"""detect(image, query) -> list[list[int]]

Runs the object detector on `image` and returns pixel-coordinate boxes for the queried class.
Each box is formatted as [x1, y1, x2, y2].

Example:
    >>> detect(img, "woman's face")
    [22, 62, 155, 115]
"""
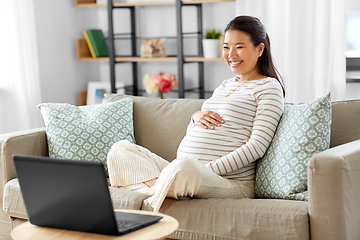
[222, 29, 264, 80]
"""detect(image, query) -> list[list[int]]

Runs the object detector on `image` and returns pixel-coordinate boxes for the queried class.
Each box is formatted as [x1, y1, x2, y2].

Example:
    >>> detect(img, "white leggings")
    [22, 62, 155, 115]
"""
[107, 140, 254, 212]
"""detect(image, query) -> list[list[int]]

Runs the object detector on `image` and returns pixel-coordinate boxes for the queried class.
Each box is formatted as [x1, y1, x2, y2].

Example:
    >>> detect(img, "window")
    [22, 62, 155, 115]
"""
[346, 0, 360, 72]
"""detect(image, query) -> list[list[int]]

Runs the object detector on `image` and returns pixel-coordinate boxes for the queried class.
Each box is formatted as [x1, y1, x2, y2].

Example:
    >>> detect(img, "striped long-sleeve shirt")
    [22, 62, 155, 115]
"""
[176, 77, 284, 181]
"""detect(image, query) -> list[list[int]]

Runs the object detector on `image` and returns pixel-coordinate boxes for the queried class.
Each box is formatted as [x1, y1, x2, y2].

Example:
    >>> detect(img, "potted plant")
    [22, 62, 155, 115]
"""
[202, 29, 222, 59]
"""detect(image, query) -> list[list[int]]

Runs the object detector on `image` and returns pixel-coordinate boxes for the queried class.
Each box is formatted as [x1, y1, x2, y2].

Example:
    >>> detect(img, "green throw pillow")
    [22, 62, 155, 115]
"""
[38, 98, 135, 172]
[255, 93, 331, 201]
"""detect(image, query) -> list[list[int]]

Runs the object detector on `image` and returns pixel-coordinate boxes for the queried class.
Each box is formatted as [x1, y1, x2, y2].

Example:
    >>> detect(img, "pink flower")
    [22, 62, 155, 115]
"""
[143, 72, 178, 95]
[160, 72, 172, 81]
[152, 74, 162, 85]
[158, 79, 172, 93]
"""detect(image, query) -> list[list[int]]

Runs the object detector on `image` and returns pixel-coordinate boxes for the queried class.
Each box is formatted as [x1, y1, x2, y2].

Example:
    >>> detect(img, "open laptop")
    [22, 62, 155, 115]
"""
[13, 155, 162, 236]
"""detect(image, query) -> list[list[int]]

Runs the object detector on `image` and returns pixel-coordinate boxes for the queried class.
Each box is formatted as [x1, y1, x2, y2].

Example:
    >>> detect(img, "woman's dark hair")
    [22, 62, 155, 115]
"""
[225, 15, 285, 97]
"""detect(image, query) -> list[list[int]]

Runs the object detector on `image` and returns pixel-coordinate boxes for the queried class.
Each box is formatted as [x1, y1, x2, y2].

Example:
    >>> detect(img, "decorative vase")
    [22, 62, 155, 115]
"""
[157, 90, 164, 99]
[202, 39, 220, 58]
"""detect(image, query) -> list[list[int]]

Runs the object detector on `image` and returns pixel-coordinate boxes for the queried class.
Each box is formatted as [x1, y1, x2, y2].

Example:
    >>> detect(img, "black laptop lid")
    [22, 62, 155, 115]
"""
[13, 155, 120, 236]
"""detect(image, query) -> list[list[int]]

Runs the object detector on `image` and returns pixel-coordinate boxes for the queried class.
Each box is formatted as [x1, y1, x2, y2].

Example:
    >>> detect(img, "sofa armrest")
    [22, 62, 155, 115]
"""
[0, 127, 48, 187]
[0, 128, 48, 231]
[308, 139, 360, 240]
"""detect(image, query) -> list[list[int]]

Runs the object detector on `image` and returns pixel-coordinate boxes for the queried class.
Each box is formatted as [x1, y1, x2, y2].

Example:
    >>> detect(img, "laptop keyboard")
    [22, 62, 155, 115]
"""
[116, 219, 142, 231]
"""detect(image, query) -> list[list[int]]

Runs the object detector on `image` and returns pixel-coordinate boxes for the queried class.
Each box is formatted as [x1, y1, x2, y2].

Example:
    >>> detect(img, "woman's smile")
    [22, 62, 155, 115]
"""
[230, 60, 243, 67]
[222, 30, 265, 81]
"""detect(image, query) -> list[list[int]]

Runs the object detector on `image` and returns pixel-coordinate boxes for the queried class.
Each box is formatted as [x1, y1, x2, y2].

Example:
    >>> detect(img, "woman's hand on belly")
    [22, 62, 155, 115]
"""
[192, 110, 225, 130]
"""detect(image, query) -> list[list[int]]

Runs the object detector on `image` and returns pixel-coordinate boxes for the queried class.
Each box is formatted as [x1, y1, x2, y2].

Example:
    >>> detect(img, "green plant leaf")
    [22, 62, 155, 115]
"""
[205, 29, 222, 39]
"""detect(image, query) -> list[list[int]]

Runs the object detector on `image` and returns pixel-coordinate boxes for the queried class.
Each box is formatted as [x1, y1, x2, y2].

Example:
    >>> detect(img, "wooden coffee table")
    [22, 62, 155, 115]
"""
[11, 209, 179, 240]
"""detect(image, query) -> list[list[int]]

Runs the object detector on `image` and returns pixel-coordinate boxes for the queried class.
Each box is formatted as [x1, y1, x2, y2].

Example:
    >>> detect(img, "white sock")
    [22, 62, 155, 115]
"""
[132, 184, 149, 194]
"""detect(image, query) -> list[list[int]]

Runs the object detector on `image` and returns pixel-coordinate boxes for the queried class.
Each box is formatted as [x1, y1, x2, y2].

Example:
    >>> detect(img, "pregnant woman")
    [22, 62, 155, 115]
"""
[107, 15, 285, 212]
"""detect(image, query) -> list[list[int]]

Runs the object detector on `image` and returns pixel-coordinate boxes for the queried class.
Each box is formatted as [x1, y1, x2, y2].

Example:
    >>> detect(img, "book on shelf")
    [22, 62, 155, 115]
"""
[83, 29, 109, 58]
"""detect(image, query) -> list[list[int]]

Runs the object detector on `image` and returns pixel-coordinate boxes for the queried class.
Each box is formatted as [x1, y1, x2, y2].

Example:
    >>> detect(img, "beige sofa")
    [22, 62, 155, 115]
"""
[1, 94, 360, 240]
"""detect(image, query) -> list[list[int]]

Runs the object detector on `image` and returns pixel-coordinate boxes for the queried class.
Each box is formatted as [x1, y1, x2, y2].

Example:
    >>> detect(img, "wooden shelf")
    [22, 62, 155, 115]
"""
[74, 0, 105, 7]
[184, 57, 223, 62]
[76, 38, 223, 62]
[114, 57, 223, 62]
[75, 39, 108, 61]
[115, 57, 178, 61]
[182, 0, 234, 4]
[74, 0, 234, 7]
[114, 1, 174, 6]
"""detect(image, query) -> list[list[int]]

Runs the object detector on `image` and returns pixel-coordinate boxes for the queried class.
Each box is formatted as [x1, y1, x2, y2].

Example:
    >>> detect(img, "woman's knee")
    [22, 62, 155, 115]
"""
[107, 140, 135, 165]
[169, 157, 202, 174]
[110, 140, 135, 152]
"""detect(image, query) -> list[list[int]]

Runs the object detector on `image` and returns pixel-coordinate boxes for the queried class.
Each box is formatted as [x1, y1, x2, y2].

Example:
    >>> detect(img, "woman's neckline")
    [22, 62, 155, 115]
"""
[234, 76, 269, 82]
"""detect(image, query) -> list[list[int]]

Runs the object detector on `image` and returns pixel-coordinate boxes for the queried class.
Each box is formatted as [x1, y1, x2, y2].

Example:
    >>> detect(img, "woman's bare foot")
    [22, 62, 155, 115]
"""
[143, 178, 157, 197]
[144, 178, 157, 187]
[145, 185, 155, 196]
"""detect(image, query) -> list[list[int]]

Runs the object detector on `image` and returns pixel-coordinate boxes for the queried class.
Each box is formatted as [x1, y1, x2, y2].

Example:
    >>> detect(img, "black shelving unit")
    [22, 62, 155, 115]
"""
[176, 0, 205, 98]
[107, 2, 138, 95]
[106, 0, 222, 99]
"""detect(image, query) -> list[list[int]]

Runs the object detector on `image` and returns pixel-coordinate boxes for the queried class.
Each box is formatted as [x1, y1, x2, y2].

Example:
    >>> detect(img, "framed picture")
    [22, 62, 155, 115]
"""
[86, 82, 125, 105]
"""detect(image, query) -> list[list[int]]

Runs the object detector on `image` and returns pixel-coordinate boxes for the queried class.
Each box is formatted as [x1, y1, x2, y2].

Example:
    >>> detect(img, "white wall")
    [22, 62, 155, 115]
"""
[345, 0, 360, 100]
[346, 70, 360, 99]
[32, 1, 360, 104]
[33, 0, 101, 105]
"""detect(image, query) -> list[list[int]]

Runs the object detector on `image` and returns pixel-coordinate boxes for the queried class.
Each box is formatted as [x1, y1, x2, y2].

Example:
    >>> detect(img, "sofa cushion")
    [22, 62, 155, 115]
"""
[2, 178, 148, 220]
[103, 94, 205, 161]
[142, 198, 309, 240]
[37, 98, 135, 171]
[2, 179, 27, 220]
[255, 93, 331, 201]
[330, 98, 360, 148]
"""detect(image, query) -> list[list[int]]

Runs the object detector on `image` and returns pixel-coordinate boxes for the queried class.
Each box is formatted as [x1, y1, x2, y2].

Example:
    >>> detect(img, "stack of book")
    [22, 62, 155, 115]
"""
[83, 29, 109, 58]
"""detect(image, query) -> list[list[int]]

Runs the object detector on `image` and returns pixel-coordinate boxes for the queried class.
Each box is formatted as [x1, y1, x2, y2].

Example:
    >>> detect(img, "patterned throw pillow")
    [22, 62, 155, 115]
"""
[38, 98, 135, 172]
[255, 93, 331, 201]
